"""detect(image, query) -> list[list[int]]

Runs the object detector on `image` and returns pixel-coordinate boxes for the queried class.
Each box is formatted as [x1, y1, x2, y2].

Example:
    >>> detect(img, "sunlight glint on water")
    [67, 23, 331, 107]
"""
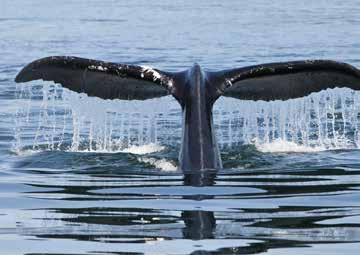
[13, 83, 360, 154]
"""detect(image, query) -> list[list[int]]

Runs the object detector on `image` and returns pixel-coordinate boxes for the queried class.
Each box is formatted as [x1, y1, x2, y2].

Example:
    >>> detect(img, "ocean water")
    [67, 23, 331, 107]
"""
[1, 0, 360, 254]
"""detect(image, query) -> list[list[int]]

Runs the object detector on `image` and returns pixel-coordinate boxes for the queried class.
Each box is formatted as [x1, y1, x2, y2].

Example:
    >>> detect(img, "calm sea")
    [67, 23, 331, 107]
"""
[1, 1, 360, 254]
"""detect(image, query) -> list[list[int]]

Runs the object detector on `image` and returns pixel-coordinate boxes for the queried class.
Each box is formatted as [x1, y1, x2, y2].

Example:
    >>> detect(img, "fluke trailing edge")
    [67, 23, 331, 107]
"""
[15, 56, 360, 171]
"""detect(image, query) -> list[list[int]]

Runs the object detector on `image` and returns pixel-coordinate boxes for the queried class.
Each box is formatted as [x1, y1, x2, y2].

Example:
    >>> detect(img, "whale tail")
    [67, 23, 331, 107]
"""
[14, 57, 360, 171]
[210, 60, 360, 102]
[15, 56, 179, 100]
[15, 57, 360, 103]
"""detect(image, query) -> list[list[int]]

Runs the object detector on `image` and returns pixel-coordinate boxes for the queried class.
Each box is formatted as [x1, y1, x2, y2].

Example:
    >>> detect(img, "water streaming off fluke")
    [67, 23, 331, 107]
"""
[13, 82, 360, 154]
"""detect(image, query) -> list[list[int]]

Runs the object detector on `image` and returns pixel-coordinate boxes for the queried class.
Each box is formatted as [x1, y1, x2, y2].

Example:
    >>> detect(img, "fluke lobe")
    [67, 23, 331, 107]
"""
[15, 57, 360, 171]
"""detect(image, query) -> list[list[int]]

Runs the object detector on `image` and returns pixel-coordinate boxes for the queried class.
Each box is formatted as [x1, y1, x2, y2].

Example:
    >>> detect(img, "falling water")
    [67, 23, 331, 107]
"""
[213, 88, 360, 151]
[13, 82, 360, 154]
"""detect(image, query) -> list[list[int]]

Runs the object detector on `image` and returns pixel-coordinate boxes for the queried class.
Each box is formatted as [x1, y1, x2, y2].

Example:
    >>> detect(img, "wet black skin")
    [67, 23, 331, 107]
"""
[15, 56, 360, 172]
[176, 64, 222, 172]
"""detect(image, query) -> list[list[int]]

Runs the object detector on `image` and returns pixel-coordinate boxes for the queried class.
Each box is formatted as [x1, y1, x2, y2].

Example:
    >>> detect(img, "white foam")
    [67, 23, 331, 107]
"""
[12, 148, 42, 156]
[121, 143, 165, 155]
[14, 143, 165, 156]
[139, 157, 177, 171]
[254, 139, 326, 153]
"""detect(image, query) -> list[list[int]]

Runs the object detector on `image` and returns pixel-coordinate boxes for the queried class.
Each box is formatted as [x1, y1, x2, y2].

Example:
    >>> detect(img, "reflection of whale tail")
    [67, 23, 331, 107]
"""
[182, 211, 216, 240]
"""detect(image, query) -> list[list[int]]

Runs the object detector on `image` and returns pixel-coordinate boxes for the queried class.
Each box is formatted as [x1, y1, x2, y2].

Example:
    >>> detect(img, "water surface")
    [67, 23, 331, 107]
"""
[1, 1, 360, 254]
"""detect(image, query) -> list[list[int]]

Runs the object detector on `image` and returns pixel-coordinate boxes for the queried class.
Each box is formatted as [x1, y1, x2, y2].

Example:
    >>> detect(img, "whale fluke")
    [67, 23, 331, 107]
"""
[15, 57, 360, 171]
[15, 56, 175, 100]
[214, 60, 360, 101]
